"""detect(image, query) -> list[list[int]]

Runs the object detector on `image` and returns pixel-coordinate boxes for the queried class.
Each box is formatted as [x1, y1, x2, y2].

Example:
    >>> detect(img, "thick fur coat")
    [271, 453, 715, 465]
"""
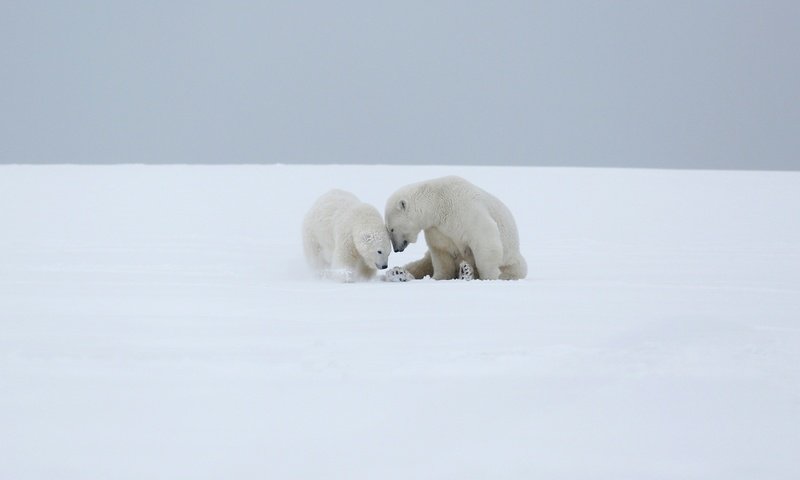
[385, 176, 526, 280]
[303, 190, 391, 282]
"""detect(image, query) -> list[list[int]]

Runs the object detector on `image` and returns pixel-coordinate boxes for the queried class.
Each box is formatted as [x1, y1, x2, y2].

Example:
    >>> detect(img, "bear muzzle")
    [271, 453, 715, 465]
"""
[392, 239, 409, 253]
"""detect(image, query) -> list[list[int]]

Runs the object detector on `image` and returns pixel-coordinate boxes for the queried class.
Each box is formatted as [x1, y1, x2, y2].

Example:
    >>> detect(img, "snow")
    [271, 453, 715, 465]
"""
[1, 165, 799, 479]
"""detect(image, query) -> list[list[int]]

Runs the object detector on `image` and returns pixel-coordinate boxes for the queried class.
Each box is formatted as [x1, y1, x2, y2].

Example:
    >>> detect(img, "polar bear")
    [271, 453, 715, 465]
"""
[384, 176, 527, 281]
[302, 189, 393, 282]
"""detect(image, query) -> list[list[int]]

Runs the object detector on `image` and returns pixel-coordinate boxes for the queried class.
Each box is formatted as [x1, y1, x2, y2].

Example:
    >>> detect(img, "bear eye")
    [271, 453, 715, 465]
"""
[377, 250, 382, 254]
[390, 229, 394, 233]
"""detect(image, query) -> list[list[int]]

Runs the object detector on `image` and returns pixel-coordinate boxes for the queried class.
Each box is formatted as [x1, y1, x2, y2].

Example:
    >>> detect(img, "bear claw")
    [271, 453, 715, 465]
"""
[458, 261, 474, 281]
[384, 267, 414, 282]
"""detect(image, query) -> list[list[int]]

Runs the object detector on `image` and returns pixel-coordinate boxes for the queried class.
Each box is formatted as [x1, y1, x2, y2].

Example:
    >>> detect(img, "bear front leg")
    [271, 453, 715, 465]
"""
[356, 261, 377, 281]
[430, 248, 458, 280]
[329, 247, 357, 283]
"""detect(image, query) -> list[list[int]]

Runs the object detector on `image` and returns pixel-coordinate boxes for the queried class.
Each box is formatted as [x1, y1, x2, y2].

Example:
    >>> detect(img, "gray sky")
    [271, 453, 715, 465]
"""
[1, 1, 798, 169]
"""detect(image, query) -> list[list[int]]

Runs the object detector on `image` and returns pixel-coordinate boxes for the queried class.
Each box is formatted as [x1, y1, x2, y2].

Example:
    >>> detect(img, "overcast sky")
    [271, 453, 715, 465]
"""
[1, 1, 798, 169]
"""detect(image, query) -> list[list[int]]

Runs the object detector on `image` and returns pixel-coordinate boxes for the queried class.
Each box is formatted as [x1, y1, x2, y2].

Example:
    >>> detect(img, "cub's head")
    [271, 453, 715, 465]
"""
[355, 228, 391, 270]
[385, 191, 421, 253]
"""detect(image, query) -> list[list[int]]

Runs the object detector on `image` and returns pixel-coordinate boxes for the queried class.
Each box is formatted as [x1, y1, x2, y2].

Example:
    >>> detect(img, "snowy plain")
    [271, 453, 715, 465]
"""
[1, 165, 799, 479]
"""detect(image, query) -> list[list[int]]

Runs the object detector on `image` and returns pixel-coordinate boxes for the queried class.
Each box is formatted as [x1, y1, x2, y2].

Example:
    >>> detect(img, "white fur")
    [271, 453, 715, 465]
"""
[385, 176, 527, 280]
[303, 189, 391, 282]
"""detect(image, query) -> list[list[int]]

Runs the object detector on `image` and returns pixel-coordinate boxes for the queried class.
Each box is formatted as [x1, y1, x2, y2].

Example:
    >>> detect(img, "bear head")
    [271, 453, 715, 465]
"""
[354, 227, 391, 270]
[385, 191, 421, 253]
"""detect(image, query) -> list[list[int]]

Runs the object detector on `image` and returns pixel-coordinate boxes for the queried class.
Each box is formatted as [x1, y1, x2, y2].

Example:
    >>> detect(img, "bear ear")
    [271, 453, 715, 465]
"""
[398, 199, 406, 211]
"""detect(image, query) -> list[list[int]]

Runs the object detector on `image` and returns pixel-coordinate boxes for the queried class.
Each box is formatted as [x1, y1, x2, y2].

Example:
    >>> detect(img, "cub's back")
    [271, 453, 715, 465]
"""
[303, 189, 361, 237]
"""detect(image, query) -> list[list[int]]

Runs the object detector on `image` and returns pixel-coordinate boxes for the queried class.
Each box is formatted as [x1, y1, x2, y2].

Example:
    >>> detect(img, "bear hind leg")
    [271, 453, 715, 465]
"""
[303, 234, 328, 272]
[499, 255, 527, 280]
[458, 261, 474, 281]
[403, 251, 434, 279]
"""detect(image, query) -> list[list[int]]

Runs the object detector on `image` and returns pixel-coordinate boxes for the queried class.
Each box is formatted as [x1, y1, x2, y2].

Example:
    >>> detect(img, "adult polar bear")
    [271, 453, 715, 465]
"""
[385, 176, 527, 280]
[303, 189, 392, 282]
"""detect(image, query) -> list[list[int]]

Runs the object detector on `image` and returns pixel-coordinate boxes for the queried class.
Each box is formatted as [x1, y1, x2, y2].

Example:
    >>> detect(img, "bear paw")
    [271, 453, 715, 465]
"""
[458, 261, 474, 281]
[384, 266, 414, 282]
[322, 268, 355, 283]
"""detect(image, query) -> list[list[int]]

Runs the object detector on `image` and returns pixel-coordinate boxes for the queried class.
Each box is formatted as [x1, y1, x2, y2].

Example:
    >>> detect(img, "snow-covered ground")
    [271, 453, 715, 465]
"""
[1, 165, 799, 479]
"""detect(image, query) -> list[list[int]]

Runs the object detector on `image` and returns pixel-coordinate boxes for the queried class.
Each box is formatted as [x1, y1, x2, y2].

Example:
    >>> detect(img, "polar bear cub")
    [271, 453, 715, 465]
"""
[303, 189, 392, 282]
[385, 176, 527, 281]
